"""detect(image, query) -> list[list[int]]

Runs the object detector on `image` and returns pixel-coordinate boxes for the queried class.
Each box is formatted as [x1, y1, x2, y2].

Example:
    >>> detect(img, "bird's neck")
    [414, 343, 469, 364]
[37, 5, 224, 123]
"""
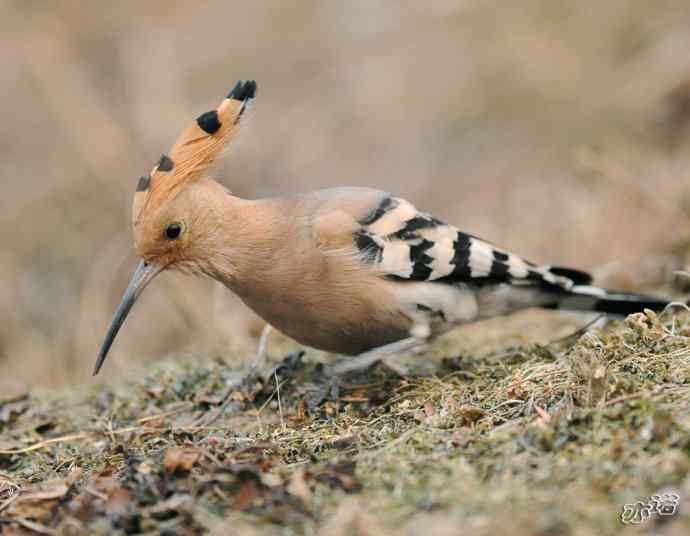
[202, 189, 301, 291]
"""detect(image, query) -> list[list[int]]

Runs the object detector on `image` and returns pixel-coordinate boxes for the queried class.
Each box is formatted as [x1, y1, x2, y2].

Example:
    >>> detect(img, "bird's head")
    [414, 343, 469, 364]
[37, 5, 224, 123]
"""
[93, 80, 257, 376]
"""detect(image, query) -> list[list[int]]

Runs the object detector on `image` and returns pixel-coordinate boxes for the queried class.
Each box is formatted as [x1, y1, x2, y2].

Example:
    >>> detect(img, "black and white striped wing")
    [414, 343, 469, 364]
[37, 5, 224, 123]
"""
[353, 195, 587, 291]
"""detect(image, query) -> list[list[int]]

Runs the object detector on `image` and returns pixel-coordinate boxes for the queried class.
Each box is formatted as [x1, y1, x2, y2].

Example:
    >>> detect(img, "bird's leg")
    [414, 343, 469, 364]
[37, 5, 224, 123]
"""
[246, 324, 273, 380]
[331, 336, 427, 375]
[215, 324, 274, 400]
[199, 324, 275, 426]
[308, 337, 426, 408]
[227, 324, 273, 391]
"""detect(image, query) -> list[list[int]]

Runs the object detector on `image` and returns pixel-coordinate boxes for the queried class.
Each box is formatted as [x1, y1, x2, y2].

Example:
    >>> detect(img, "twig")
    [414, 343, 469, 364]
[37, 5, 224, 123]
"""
[136, 404, 193, 424]
[487, 399, 526, 412]
[195, 374, 248, 427]
[359, 428, 416, 460]
[275, 371, 286, 431]
[603, 384, 669, 408]
[84, 486, 109, 501]
[604, 392, 644, 407]
[546, 314, 606, 347]
[0, 423, 221, 456]
[662, 301, 690, 315]
[0, 432, 94, 455]
[0, 516, 56, 535]
[0, 496, 18, 515]
[257, 378, 289, 417]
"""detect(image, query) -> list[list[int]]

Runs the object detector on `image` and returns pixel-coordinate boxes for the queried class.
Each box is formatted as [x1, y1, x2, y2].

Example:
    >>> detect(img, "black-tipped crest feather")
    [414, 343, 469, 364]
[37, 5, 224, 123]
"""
[228, 80, 257, 101]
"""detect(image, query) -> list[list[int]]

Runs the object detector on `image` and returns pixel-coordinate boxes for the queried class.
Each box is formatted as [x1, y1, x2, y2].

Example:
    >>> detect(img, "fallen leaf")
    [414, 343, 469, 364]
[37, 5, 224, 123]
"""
[140, 415, 166, 428]
[137, 462, 153, 475]
[10, 482, 68, 504]
[146, 385, 165, 398]
[3, 516, 57, 535]
[146, 494, 192, 519]
[85, 466, 120, 498]
[230, 391, 247, 402]
[288, 399, 307, 423]
[105, 487, 133, 515]
[455, 405, 487, 424]
[232, 480, 259, 511]
[534, 404, 551, 423]
[0, 395, 30, 425]
[314, 462, 361, 493]
[64, 467, 83, 487]
[106, 487, 140, 533]
[3, 468, 81, 525]
[163, 447, 200, 474]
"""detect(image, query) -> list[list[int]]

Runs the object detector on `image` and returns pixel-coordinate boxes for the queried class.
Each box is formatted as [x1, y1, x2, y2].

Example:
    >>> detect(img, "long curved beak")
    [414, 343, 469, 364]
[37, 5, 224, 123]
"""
[93, 260, 163, 376]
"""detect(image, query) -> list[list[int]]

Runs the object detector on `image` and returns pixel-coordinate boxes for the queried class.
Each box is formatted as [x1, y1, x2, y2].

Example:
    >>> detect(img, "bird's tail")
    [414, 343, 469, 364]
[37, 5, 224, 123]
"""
[551, 286, 676, 315]
[540, 266, 681, 315]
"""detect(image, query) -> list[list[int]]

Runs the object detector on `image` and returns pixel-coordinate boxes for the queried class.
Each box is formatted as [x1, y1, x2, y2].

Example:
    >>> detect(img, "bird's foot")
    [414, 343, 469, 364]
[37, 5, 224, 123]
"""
[331, 337, 425, 375]
[203, 348, 307, 424]
[305, 343, 418, 409]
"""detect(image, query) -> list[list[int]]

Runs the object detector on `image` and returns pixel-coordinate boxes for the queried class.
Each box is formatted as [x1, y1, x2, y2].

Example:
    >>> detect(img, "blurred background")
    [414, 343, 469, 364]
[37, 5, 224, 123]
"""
[2, 0, 690, 395]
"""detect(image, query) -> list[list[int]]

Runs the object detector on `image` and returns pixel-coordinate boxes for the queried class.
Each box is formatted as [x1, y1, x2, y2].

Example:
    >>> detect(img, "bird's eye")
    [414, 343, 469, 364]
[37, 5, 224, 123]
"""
[165, 222, 184, 240]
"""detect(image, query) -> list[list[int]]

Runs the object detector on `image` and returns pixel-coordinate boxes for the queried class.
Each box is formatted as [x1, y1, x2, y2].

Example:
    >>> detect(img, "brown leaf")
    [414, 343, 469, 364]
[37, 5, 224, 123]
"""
[288, 399, 307, 423]
[141, 415, 166, 428]
[0, 473, 20, 500]
[105, 487, 133, 515]
[230, 391, 247, 402]
[86, 465, 120, 498]
[146, 494, 193, 519]
[0, 394, 30, 425]
[2, 517, 57, 535]
[10, 482, 69, 504]
[194, 391, 223, 406]
[163, 447, 200, 474]
[534, 404, 551, 423]
[3, 468, 81, 524]
[229, 443, 279, 465]
[5, 499, 61, 523]
[314, 462, 361, 493]
[146, 385, 165, 398]
[64, 467, 83, 487]
[455, 405, 487, 424]
[105, 487, 140, 533]
[231, 480, 259, 511]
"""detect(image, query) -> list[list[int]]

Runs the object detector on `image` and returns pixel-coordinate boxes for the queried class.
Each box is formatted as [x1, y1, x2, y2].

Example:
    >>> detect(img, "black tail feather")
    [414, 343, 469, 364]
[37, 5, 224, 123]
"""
[548, 266, 593, 286]
[536, 263, 686, 316]
[552, 287, 679, 316]
[590, 292, 673, 316]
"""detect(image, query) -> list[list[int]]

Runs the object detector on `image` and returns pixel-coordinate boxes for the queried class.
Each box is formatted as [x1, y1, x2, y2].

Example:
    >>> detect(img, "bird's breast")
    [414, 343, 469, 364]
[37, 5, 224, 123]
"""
[224, 267, 413, 356]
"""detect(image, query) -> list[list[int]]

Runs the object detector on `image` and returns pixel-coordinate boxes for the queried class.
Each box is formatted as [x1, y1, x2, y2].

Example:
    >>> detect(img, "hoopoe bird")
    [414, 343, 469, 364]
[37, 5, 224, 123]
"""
[94, 80, 682, 377]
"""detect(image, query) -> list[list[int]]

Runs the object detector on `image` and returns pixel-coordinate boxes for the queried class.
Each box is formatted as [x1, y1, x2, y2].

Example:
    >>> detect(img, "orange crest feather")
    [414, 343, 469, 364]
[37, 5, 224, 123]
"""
[133, 80, 256, 223]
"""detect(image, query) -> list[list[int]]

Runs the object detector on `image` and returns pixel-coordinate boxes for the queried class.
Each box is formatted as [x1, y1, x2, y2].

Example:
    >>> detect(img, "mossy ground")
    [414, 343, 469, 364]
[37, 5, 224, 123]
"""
[1, 308, 690, 535]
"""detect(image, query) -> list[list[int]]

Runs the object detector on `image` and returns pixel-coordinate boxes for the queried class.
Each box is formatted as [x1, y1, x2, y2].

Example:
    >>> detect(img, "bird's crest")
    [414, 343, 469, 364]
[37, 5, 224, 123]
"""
[132, 80, 256, 224]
